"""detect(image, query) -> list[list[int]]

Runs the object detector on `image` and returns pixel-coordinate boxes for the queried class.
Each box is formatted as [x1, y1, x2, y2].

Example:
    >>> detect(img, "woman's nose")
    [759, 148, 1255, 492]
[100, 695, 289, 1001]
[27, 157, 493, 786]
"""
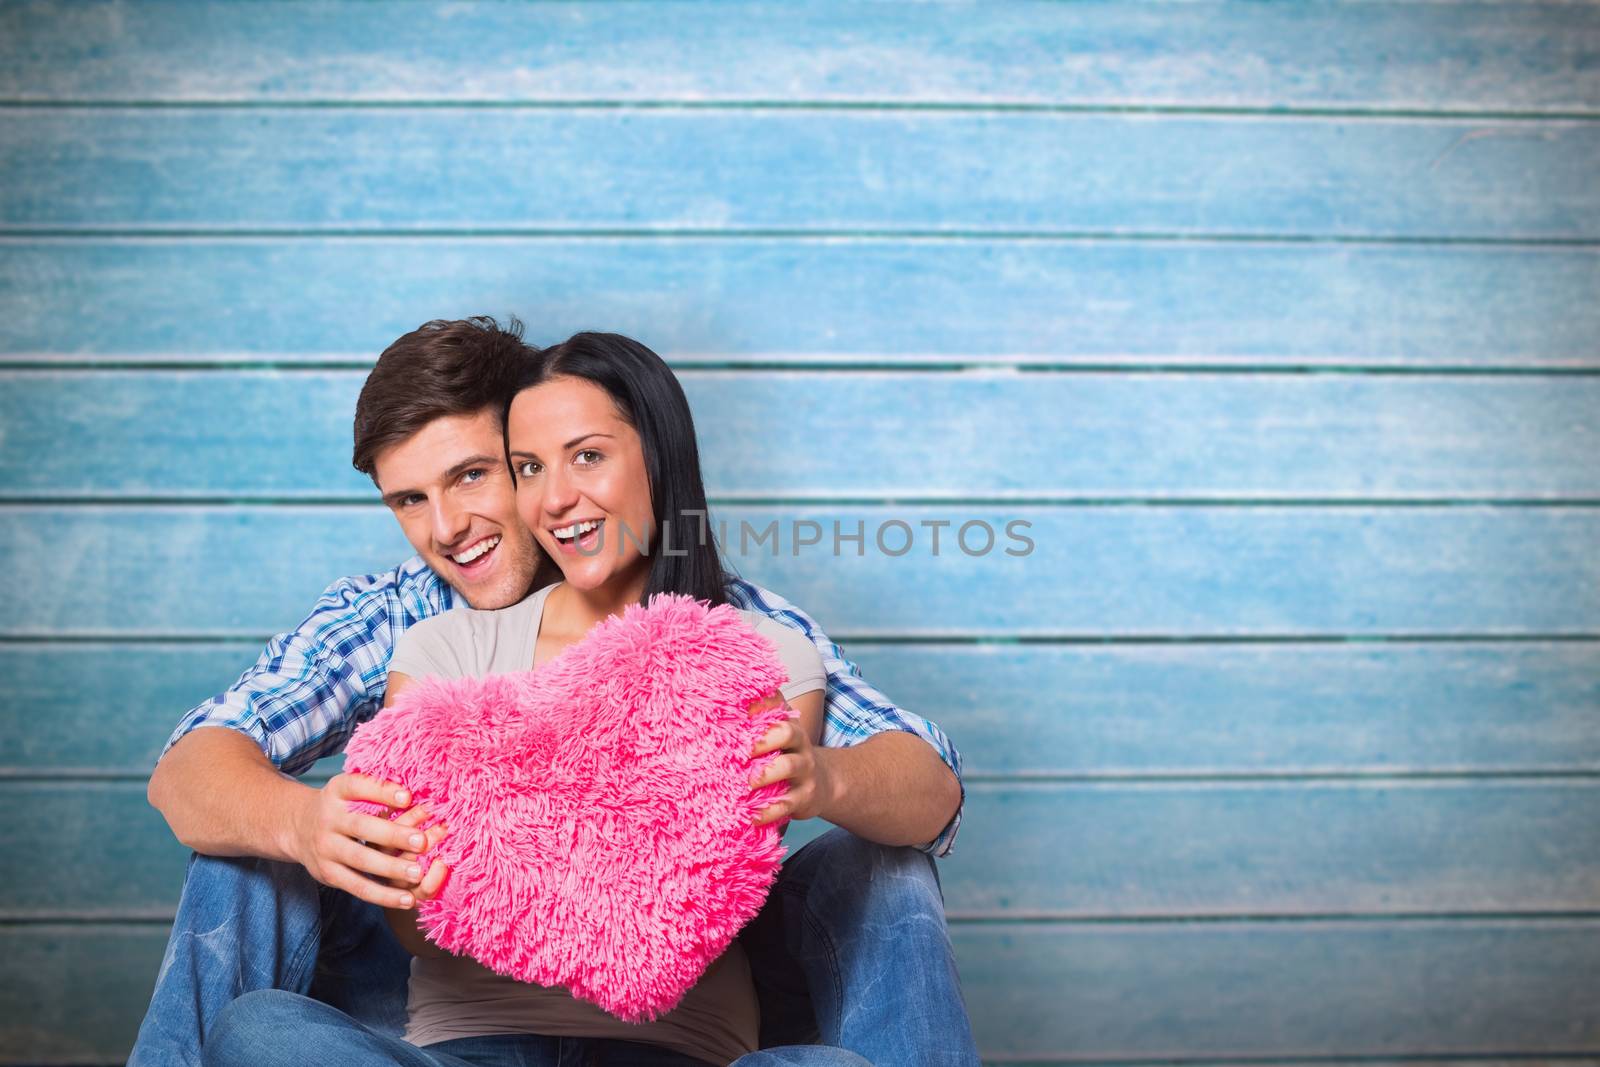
[542, 468, 579, 514]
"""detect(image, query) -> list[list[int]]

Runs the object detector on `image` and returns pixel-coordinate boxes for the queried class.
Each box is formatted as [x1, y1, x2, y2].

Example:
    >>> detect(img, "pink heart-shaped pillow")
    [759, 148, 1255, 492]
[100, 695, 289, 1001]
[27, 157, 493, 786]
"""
[343, 593, 795, 1021]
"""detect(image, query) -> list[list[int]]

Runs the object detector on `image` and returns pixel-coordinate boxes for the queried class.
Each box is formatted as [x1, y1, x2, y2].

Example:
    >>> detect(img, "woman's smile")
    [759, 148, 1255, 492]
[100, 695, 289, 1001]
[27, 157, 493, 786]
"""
[507, 374, 656, 601]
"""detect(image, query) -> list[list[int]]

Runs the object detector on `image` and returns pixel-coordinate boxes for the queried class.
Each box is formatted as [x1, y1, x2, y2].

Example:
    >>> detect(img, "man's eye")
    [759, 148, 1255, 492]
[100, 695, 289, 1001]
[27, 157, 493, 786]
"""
[462, 468, 485, 484]
[402, 494, 425, 508]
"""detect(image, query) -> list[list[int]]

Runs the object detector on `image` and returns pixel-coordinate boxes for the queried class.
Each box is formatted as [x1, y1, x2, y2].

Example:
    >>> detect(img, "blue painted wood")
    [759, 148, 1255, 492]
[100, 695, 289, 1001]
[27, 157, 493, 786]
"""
[8, 641, 1599, 776]
[9, 779, 1598, 918]
[846, 642, 1600, 777]
[3, 506, 1596, 638]
[2, 2, 1595, 111]
[4, 2, 1593, 1062]
[4, 110, 1595, 238]
[5, 920, 1600, 1063]
[4, 370, 1597, 499]
[2, 240, 1595, 366]
[956, 919, 1600, 1056]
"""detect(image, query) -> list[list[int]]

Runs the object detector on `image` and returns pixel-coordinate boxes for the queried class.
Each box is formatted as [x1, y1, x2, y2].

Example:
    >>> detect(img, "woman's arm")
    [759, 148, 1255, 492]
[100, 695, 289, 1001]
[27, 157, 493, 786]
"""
[377, 671, 454, 959]
[788, 688, 824, 747]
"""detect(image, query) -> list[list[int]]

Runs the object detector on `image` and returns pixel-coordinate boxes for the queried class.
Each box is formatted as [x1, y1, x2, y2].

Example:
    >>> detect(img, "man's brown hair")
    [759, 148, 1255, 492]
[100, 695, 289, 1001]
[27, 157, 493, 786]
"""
[352, 316, 539, 482]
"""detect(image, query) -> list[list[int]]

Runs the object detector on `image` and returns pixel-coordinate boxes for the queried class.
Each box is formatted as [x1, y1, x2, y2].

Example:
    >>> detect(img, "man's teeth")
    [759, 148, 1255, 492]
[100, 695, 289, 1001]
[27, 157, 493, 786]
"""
[451, 536, 500, 565]
[554, 519, 602, 541]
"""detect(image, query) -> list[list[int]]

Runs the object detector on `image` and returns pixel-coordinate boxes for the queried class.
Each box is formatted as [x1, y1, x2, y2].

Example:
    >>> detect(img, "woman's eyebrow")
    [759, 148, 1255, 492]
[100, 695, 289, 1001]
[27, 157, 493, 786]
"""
[510, 433, 616, 460]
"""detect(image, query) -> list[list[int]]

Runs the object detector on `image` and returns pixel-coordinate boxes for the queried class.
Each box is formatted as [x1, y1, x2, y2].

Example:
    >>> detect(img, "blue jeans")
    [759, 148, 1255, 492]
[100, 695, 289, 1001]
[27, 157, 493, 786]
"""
[129, 827, 979, 1067]
[200, 988, 871, 1067]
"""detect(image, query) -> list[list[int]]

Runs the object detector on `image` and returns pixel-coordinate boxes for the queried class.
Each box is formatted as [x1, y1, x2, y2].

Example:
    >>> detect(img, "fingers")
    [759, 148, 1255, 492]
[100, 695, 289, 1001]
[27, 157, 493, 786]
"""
[331, 771, 414, 810]
[401, 820, 450, 864]
[750, 752, 798, 789]
[337, 833, 430, 887]
[414, 858, 449, 903]
[393, 803, 432, 829]
[746, 690, 785, 717]
[752, 795, 793, 827]
[344, 809, 432, 854]
[750, 717, 800, 759]
[326, 860, 421, 910]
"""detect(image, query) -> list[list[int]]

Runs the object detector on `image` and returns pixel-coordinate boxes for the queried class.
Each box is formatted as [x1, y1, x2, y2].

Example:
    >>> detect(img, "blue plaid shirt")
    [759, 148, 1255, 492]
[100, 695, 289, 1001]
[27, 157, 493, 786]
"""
[160, 556, 965, 857]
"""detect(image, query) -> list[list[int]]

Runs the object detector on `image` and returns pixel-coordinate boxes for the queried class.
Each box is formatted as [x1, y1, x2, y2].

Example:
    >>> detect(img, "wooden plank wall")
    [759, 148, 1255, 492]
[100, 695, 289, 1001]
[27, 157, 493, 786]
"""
[2, 2, 1598, 1063]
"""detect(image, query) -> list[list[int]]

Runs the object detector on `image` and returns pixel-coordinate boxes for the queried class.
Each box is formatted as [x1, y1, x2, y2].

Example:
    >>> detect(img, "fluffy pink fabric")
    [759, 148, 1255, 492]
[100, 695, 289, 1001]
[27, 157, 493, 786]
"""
[343, 593, 795, 1021]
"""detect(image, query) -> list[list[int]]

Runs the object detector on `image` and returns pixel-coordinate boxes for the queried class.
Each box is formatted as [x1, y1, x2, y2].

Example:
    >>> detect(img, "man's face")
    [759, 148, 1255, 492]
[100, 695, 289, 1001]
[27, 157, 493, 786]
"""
[372, 409, 542, 609]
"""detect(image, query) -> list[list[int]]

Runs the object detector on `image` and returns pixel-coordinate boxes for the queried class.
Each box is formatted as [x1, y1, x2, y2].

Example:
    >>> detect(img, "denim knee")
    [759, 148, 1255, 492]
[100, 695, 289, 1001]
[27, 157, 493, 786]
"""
[202, 989, 317, 1067]
[787, 827, 945, 917]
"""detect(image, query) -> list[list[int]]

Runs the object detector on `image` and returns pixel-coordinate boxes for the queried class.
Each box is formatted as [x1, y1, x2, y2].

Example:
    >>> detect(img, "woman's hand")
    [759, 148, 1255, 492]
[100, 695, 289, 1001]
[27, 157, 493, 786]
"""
[746, 689, 832, 826]
[374, 801, 451, 908]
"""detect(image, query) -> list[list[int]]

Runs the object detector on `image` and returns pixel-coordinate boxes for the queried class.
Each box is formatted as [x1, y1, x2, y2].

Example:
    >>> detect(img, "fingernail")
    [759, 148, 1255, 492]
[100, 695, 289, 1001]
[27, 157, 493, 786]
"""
[410, 834, 424, 847]
[395, 790, 408, 804]
[408, 865, 422, 879]
[400, 893, 414, 906]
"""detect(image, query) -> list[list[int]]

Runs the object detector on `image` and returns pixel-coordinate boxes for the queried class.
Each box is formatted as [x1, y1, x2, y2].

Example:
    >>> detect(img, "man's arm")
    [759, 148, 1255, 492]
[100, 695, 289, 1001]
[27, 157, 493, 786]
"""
[147, 559, 453, 907]
[728, 579, 966, 856]
[148, 725, 317, 862]
[815, 731, 962, 852]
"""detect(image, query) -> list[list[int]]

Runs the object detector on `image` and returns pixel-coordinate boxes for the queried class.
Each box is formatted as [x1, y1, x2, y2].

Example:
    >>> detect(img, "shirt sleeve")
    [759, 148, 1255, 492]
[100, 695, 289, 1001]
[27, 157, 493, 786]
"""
[749, 616, 827, 701]
[155, 559, 443, 778]
[726, 579, 966, 858]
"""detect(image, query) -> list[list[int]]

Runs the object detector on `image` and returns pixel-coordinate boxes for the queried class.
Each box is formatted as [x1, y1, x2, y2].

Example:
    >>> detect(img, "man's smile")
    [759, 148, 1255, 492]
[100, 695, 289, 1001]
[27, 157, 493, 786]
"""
[447, 534, 501, 572]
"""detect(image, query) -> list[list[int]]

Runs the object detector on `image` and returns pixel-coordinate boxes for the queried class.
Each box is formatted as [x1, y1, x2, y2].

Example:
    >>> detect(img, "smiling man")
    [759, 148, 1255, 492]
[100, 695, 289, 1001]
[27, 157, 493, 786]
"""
[136, 316, 978, 1067]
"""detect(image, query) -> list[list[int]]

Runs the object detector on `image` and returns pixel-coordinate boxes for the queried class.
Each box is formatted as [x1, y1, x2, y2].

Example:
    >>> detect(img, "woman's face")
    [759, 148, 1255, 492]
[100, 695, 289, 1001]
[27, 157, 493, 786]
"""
[506, 375, 655, 598]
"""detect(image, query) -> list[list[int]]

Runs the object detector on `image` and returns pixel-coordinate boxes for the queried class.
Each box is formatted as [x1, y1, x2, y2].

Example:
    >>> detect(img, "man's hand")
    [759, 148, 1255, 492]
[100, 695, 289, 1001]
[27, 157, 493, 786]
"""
[283, 771, 447, 909]
[747, 690, 834, 826]
[373, 801, 451, 907]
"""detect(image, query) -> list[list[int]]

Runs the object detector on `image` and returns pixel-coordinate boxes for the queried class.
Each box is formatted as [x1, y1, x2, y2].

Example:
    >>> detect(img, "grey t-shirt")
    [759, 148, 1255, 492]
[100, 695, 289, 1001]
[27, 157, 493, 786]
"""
[386, 582, 826, 1064]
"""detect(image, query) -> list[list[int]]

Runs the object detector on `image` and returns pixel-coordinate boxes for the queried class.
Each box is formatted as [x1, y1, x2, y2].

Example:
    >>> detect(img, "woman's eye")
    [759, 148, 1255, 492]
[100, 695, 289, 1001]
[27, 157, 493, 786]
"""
[575, 449, 602, 465]
[517, 461, 541, 477]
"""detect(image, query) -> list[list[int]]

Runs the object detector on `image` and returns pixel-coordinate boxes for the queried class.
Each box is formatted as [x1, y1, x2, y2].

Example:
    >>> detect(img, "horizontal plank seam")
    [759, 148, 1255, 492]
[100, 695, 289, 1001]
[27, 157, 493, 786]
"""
[4, 361, 1599, 376]
[3, 229, 1598, 248]
[1, 99, 1597, 121]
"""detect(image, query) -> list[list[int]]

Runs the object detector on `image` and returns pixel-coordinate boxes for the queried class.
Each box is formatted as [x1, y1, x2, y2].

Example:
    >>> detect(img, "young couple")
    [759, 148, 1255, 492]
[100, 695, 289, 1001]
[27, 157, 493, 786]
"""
[137, 319, 979, 1067]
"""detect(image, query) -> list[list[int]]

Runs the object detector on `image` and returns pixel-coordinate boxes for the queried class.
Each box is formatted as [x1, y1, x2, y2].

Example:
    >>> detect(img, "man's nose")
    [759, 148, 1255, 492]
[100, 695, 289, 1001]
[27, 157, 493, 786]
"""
[431, 495, 472, 545]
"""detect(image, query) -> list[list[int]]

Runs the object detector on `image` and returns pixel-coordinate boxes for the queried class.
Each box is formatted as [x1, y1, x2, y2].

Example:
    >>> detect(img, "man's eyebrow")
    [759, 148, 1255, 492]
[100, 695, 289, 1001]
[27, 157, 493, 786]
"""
[443, 454, 502, 482]
[380, 486, 420, 508]
[379, 454, 501, 507]
[509, 433, 615, 458]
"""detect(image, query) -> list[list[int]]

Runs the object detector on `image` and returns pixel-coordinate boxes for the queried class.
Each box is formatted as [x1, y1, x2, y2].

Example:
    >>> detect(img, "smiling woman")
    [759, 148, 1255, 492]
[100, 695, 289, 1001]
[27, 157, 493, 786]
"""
[506, 331, 738, 624]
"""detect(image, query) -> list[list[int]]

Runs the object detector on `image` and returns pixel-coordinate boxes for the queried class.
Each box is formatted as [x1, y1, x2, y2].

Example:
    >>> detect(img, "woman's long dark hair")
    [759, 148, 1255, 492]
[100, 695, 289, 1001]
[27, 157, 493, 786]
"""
[508, 331, 734, 608]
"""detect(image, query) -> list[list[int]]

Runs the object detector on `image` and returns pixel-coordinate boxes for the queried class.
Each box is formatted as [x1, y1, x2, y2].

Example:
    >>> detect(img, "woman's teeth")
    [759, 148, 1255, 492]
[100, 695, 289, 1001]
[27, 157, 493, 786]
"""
[554, 519, 603, 542]
[451, 535, 500, 565]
